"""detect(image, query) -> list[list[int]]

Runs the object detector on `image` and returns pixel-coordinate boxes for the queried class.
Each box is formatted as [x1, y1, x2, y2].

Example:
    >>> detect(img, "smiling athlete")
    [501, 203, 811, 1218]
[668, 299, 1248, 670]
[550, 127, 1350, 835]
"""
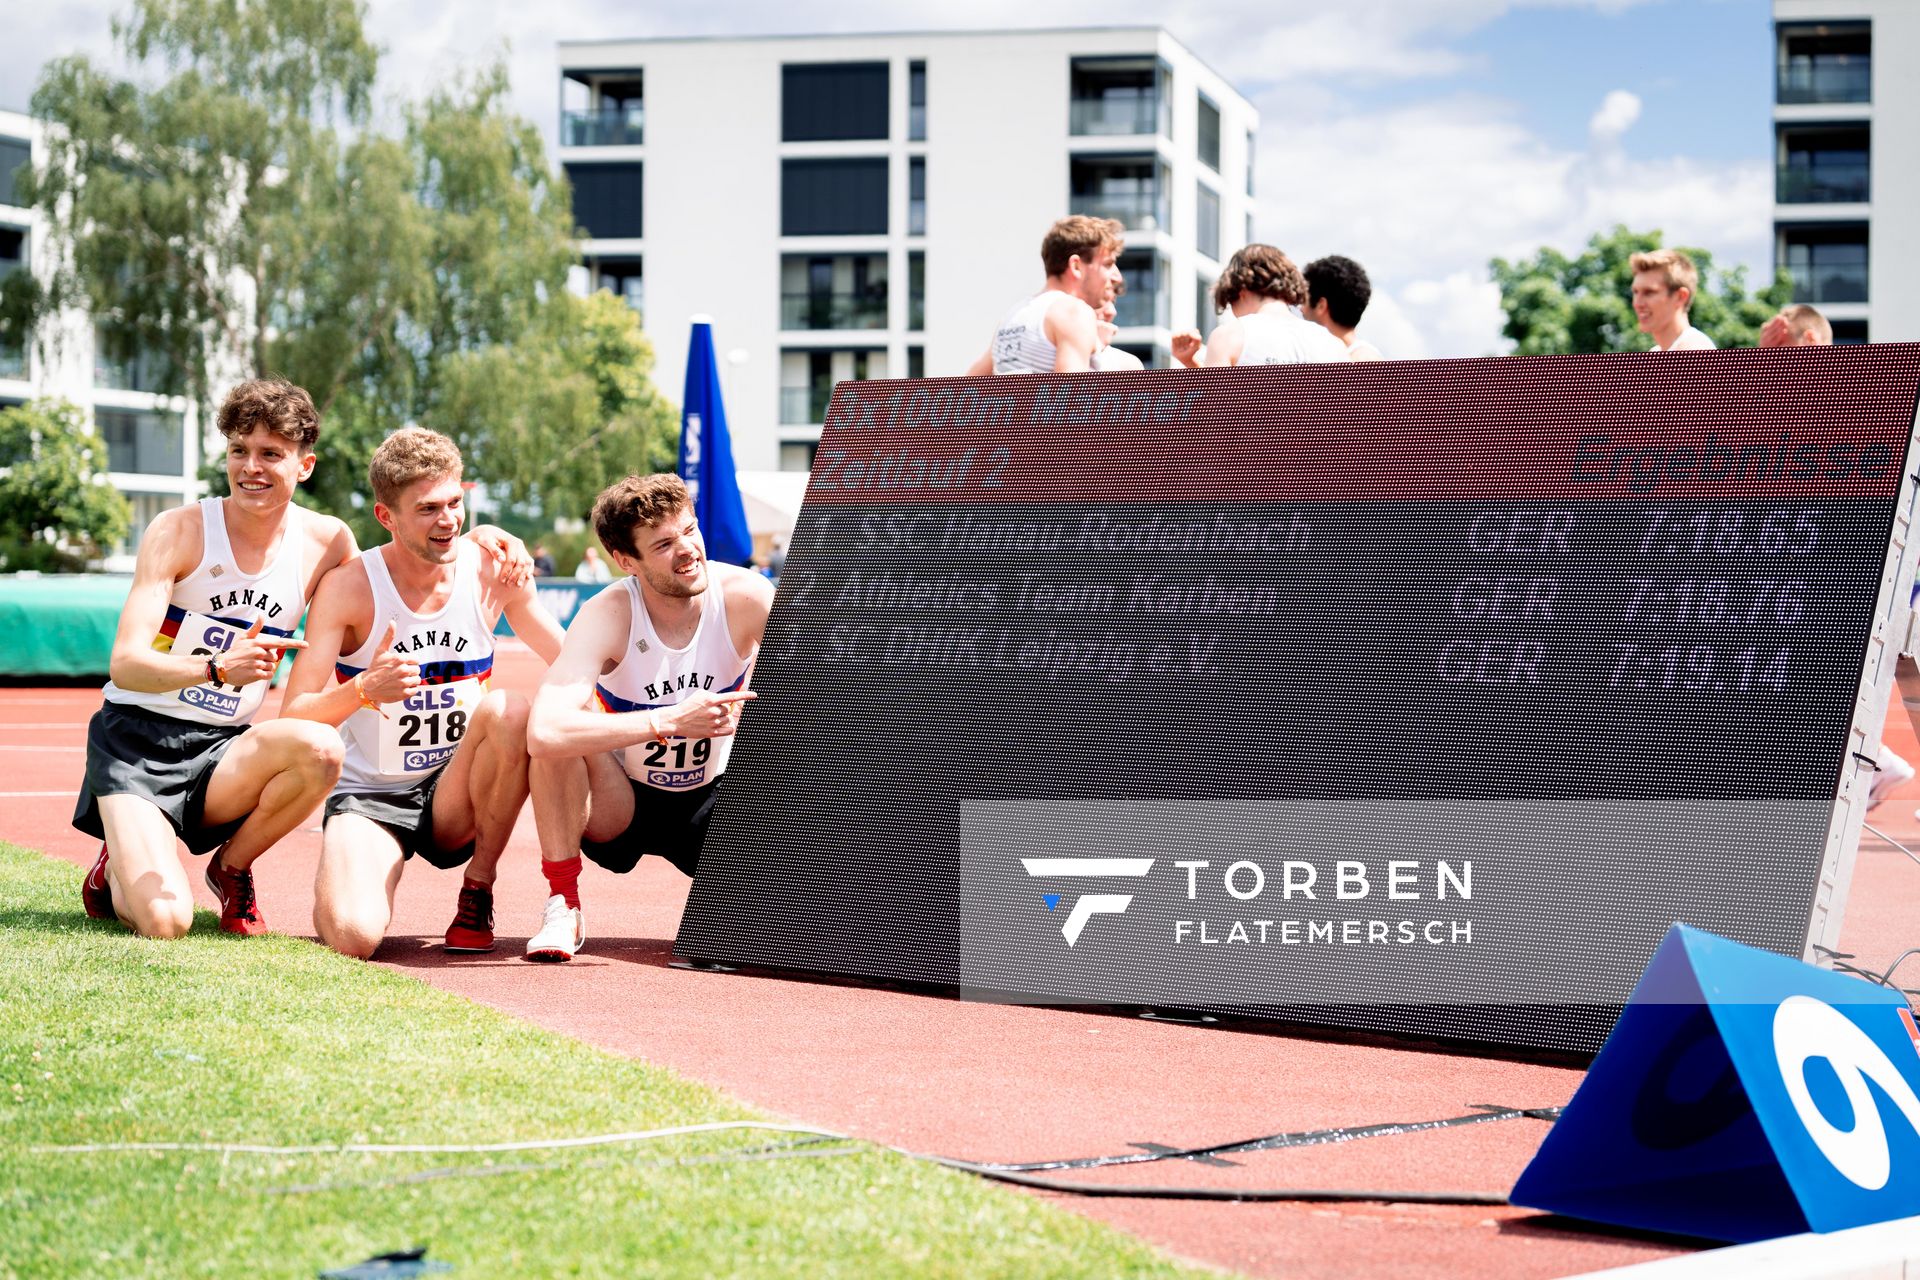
[282, 428, 563, 959]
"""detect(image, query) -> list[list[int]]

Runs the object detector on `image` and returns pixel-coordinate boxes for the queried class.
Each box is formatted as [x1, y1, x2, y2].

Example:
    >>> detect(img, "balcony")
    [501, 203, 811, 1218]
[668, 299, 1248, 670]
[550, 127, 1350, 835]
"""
[1070, 57, 1167, 138]
[1777, 61, 1869, 105]
[563, 106, 644, 148]
[782, 291, 887, 331]
[1787, 261, 1867, 304]
[0, 340, 23, 380]
[780, 386, 831, 424]
[1776, 161, 1868, 204]
[1071, 157, 1168, 234]
[95, 343, 174, 394]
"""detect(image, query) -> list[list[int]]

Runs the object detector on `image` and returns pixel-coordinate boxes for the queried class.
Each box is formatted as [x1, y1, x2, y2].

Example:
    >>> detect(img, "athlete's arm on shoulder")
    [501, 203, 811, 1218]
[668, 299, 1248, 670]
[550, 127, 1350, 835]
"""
[107, 504, 212, 693]
[1048, 299, 1097, 373]
[280, 557, 374, 725]
[1204, 320, 1246, 369]
[964, 347, 995, 377]
[483, 550, 566, 666]
[716, 563, 775, 656]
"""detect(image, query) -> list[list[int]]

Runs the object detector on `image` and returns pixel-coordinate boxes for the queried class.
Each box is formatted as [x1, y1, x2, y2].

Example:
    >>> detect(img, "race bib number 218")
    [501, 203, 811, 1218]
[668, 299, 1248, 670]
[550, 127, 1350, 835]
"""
[377, 679, 484, 775]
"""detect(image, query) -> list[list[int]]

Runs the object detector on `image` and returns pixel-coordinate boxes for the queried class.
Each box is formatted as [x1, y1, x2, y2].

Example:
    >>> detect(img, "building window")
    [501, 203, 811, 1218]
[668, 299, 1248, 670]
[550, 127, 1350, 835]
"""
[1780, 226, 1868, 304]
[1829, 320, 1868, 345]
[560, 71, 644, 147]
[780, 348, 887, 424]
[1777, 23, 1870, 105]
[1115, 251, 1166, 329]
[783, 62, 890, 142]
[1196, 273, 1218, 338]
[1069, 57, 1170, 137]
[1070, 156, 1168, 233]
[0, 137, 28, 208]
[1245, 211, 1254, 250]
[1246, 129, 1256, 196]
[1777, 125, 1869, 204]
[779, 441, 818, 473]
[909, 157, 926, 236]
[1197, 95, 1221, 172]
[1196, 181, 1221, 262]
[909, 251, 924, 331]
[96, 408, 183, 476]
[780, 253, 888, 331]
[589, 257, 643, 314]
[782, 158, 888, 236]
[0, 228, 23, 376]
[94, 326, 174, 394]
[567, 162, 643, 238]
[114, 492, 181, 562]
[908, 346, 925, 378]
[909, 60, 927, 141]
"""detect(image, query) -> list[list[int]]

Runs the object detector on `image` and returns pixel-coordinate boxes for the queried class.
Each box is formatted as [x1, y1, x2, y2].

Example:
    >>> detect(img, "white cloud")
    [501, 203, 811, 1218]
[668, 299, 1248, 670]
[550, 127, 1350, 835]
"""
[1588, 89, 1641, 144]
[1255, 90, 1770, 357]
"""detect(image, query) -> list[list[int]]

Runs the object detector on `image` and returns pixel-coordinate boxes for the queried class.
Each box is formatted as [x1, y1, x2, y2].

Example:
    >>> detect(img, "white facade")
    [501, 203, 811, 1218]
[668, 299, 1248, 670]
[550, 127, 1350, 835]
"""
[556, 28, 1259, 472]
[1, 108, 208, 570]
[1771, 0, 1918, 342]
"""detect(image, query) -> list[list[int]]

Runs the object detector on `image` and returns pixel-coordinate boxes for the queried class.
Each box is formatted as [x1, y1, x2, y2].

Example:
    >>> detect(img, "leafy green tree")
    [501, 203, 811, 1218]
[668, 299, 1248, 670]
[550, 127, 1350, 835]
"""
[1491, 225, 1793, 355]
[427, 289, 680, 529]
[0, 400, 132, 571]
[5, 0, 667, 546]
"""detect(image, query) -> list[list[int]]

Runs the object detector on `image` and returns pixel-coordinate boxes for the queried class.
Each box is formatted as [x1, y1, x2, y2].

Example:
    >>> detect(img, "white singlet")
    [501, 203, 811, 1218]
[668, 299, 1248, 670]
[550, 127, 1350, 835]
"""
[1655, 326, 1716, 352]
[104, 498, 305, 727]
[333, 541, 496, 795]
[1234, 309, 1351, 365]
[593, 576, 751, 792]
[992, 292, 1079, 374]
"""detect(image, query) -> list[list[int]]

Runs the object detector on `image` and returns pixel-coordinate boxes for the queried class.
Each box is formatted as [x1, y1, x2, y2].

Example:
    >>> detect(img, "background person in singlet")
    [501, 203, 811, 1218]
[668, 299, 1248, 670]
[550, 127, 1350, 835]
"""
[282, 428, 564, 959]
[965, 216, 1124, 375]
[525, 474, 772, 961]
[1172, 244, 1348, 368]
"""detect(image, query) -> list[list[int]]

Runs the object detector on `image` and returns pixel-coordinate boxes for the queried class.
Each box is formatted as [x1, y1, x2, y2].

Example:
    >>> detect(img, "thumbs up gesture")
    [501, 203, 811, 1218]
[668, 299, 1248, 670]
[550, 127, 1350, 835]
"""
[218, 618, 308, 688]
[357, 621, 421, 705]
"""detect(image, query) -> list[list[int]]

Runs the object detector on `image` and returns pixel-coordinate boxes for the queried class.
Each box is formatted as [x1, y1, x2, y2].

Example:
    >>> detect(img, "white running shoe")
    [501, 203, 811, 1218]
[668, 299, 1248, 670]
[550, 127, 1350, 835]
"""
[1870, 748, 1914, 810]
[525, 894, 586, 962]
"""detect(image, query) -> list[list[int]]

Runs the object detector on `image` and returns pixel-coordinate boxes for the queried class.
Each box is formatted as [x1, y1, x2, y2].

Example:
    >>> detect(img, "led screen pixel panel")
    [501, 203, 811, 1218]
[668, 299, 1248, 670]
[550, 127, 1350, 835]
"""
[675, 347, 1920, 1055]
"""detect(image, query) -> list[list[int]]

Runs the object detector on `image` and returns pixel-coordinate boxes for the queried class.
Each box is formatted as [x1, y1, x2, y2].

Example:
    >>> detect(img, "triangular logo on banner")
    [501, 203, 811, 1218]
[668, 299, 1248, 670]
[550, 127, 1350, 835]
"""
[1511, 924, 1920, 1243]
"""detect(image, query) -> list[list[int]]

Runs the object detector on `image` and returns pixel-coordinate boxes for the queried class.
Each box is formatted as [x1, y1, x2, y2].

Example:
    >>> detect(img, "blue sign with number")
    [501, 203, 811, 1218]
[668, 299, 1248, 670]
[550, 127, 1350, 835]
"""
[1511, 924, 1920, 1241]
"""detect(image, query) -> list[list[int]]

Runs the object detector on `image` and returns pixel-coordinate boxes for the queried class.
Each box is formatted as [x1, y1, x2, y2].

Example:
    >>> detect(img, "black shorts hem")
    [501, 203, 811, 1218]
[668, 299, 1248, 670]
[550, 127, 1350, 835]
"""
[324, 764, 476, 870]
[73, 702, 249, 855]
[579, 776, 720, 878]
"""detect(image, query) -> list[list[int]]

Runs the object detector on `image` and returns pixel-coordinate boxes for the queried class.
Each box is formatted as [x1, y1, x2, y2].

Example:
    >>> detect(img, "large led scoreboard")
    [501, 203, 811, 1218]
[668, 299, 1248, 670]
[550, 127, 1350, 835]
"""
[675, 346, 1920, 1055]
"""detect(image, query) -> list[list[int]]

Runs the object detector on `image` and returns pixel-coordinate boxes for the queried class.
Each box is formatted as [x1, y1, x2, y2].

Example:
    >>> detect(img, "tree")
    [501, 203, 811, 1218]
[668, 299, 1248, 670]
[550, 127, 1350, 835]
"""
[1491, 225, 1793, 355]
[4, 0, 670, 546]
[427, 289, 680, 528]
[0, 400, 132, 571]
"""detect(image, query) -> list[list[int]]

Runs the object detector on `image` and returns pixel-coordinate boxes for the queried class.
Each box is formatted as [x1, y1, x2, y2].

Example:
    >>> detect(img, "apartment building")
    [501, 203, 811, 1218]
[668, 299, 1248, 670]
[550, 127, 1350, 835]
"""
[1772, 1, 1918, 342]
[0, 109, 208, 569]
[555, 28, 1259, 472]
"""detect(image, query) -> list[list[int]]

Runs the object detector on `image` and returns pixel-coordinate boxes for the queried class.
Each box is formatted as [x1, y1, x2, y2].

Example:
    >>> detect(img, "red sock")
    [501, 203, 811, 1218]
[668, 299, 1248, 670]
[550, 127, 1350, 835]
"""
[543, 856, 582, 909]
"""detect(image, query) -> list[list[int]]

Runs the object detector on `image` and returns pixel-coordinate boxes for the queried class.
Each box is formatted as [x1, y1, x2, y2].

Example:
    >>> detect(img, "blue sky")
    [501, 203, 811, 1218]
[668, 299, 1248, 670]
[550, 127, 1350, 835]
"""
[0, 0, 1780, 357]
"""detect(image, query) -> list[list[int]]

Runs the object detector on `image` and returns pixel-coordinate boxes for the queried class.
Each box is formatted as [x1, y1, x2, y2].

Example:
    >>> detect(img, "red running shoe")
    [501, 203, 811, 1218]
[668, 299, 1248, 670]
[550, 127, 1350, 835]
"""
[204, 853, 267, 936]
[445, 885, 496, 953]
[81, 844, 114, 920]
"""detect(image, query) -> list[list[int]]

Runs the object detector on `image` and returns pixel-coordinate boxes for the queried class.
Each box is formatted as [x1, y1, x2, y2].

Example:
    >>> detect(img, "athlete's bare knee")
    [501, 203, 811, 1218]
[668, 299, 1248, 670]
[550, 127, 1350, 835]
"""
[479, 691, 529, 745]
[317, 910, 385, 960]
[129, 898, 195, 940]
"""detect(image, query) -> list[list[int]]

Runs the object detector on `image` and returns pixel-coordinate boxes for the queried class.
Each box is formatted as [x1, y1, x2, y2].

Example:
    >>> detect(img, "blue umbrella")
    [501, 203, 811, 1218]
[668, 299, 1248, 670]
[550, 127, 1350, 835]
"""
[678, 315, 753, 566]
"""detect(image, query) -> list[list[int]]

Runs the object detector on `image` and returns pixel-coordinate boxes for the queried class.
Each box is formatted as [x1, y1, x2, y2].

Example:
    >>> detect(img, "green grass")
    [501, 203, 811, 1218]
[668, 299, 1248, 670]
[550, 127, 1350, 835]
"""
[0, 843, 1214, 1279]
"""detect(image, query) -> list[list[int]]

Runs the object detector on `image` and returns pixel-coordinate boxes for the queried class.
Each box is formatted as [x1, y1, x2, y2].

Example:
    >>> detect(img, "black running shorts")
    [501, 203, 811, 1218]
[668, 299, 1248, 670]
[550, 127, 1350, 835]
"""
[73, 702, 248, 855]
[323, 764, 476, 870]
[580, 776, 721, 878]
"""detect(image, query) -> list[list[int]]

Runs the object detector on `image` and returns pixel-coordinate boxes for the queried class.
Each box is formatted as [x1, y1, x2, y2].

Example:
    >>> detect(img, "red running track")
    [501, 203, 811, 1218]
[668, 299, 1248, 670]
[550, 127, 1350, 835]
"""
[11, 651, 1920, 1278]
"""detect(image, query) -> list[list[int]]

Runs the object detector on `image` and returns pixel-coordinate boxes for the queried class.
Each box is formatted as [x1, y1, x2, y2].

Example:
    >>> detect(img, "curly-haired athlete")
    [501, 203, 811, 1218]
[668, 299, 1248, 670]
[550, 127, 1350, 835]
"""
[524, 474, 773, 961]
[1173, 244, 1347, 368]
